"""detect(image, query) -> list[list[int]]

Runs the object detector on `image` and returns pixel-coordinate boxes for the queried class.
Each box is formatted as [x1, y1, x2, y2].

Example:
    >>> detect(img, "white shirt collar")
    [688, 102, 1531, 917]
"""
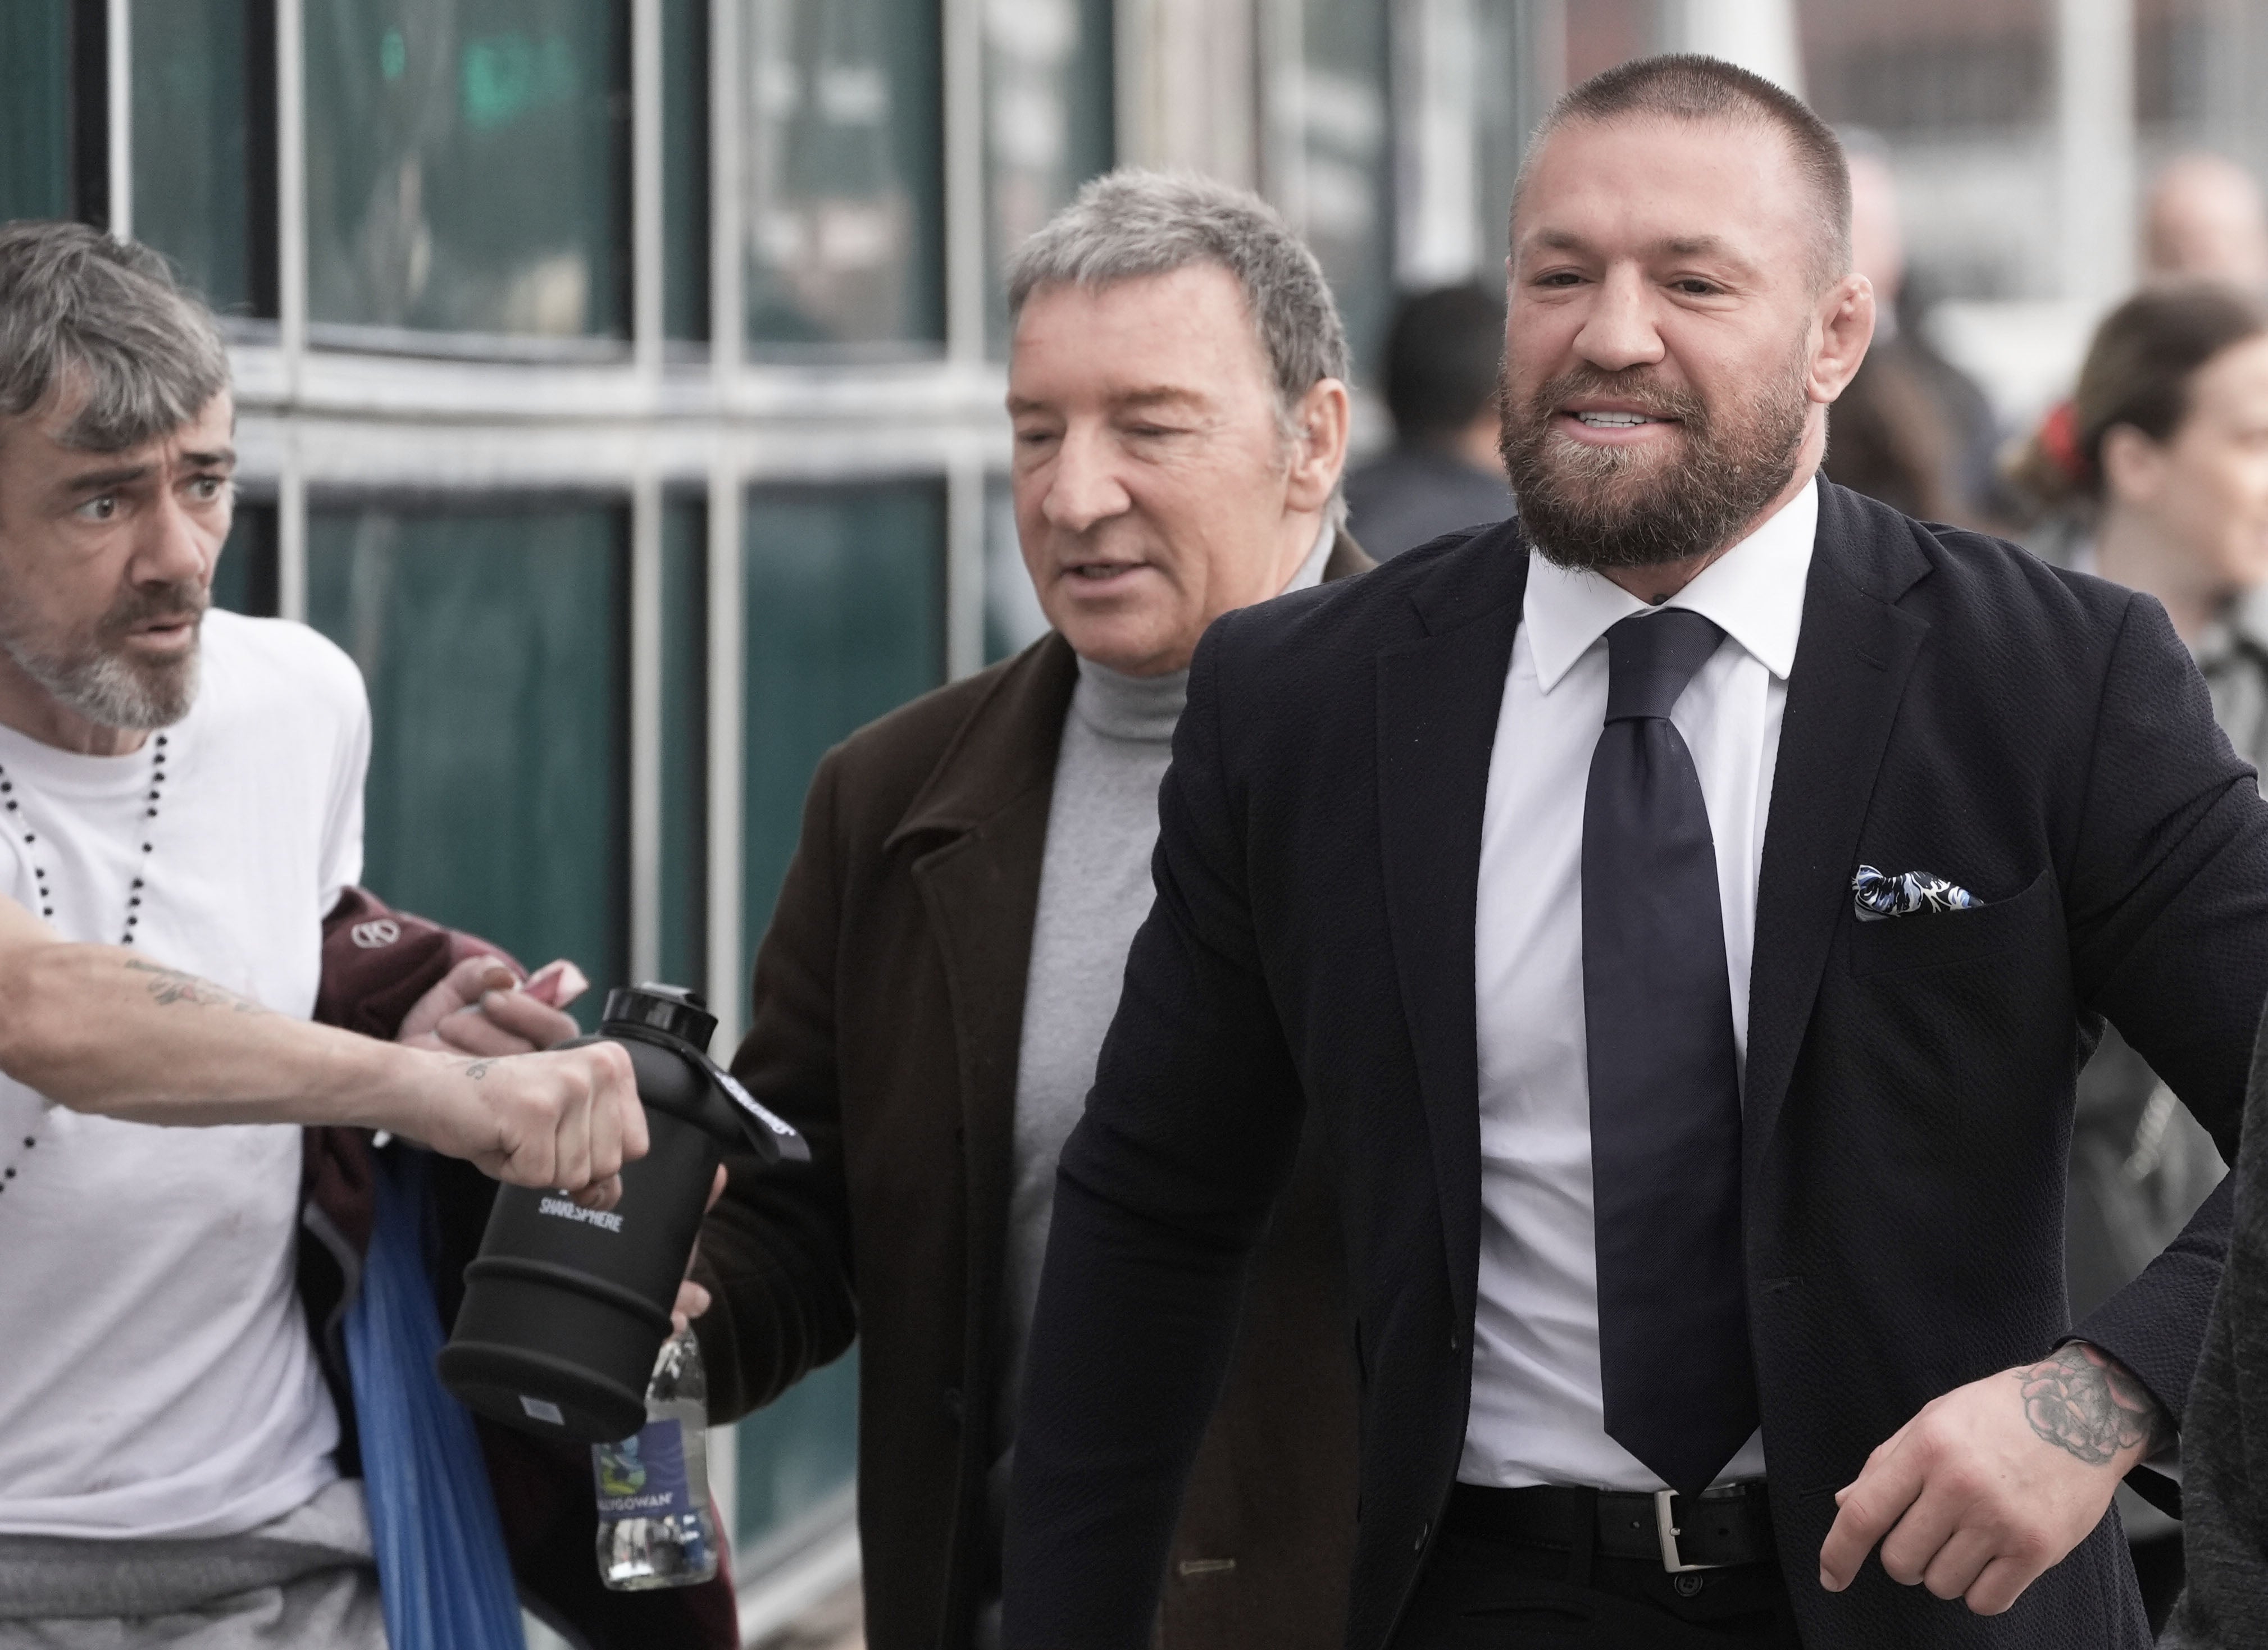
[1523, 475, 1819, 694]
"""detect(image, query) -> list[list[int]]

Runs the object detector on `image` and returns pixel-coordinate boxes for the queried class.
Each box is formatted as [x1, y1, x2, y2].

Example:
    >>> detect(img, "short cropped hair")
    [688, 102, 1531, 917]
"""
[1516, 54, 1853, 286]
[1005, 169, 1352, 425]
[0, 220, 230, 451]
[1383, 285, 1505, 440]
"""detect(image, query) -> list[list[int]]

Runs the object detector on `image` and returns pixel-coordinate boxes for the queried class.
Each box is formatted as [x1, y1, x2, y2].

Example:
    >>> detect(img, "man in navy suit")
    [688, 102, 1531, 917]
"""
[998, 54, 2264, 1650]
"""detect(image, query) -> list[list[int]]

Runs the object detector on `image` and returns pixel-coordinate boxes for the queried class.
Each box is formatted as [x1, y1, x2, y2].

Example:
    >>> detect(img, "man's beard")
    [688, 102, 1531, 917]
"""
[1499, 349, 1809, 572]
[0, 579, 207, 731]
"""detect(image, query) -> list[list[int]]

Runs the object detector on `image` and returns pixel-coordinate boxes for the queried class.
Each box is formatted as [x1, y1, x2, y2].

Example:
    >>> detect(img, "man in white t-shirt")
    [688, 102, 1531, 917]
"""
[0, 224, 642, 1648]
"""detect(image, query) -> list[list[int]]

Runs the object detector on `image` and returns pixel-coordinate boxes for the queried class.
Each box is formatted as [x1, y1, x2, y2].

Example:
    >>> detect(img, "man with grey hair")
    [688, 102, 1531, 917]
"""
[689, 170, 1370, 1650]
[0, 222, 645, 1649]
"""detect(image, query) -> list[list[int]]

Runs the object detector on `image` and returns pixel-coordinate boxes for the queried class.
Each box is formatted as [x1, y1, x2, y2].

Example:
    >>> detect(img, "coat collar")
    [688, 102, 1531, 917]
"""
[1742, 481, 1934, 1156]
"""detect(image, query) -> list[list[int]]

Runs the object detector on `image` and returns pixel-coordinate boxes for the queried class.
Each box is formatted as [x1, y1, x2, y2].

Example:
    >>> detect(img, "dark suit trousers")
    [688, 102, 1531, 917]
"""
[1395, 1525, 1802, 1649]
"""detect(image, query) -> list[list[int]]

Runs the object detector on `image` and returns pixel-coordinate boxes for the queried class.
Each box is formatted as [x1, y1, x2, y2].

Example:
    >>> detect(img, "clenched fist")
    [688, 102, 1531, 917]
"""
[399, 1040, 648, 1207]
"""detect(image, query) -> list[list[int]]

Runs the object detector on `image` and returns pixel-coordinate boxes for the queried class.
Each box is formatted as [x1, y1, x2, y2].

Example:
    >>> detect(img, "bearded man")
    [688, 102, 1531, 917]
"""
[999, 56, 2266, 1650]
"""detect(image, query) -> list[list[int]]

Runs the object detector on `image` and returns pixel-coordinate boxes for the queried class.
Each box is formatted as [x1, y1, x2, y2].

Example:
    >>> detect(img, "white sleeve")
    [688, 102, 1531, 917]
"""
[316, 646, 370, 919]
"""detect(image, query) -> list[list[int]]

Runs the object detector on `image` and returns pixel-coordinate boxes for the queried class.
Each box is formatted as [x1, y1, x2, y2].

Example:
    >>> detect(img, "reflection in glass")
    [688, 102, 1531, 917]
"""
[741, 481, 944, 934]
[741, 0, 945, 348]
[982, 0, 1113, 355]
[304, 0, 629, 339]
[210, 501, 279, 617]
[133, 0, 262, 315]
[0, 2, 71, 223]
[985, 475, 1049, 664]
[308, 500, 627, 1020]
[1277, 0, 1395, 373]
[664, 0, 712, 342]
[659, 497, 707, 994]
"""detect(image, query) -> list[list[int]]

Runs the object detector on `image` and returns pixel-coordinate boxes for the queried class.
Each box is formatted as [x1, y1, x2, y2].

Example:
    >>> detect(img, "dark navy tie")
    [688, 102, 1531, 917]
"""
[1582, 609, 1759, 1498]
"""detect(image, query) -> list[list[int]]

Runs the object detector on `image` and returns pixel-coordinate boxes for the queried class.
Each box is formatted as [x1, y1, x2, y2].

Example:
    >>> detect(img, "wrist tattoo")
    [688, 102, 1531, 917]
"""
[125, 959, 266, 1015]
[2014, 1343, 2173, 1466]
[463, 1059, 495, 1081]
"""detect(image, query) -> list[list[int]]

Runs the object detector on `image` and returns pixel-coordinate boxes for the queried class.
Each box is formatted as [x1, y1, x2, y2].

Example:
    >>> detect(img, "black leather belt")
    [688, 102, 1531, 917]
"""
[1444, 1481, 1777, 1572]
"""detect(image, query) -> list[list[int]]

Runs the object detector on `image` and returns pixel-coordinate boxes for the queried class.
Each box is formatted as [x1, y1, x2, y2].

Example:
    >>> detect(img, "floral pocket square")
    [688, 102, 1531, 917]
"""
[1852, 865, 1978, 923]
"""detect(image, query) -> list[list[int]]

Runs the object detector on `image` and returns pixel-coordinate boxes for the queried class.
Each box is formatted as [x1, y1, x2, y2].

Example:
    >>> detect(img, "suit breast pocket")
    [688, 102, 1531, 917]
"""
[1846, 866, 2057, 978]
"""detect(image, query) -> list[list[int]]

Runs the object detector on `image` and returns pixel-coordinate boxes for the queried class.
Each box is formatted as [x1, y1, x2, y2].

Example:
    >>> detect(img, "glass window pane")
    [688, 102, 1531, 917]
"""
[741, 0, 946, 350]
[210, 499, 280, 616]
[1280, 0, 1394, 373]
[1, 2, 72, 222]
[984, 475, 1048, 665]
[132, 0, 266, 316]
[307, 499, 629, 1018]
[741, 480, 944, 932]
[734, 478, 941, 1554]
[304, 0, 630, 339]
[659, 495, 708, 993]
[732, 1351, 858, 1551]
[1798, 1, 2056, 300]
[664, 0, 712, 342]
[982, 0, 1113, 357]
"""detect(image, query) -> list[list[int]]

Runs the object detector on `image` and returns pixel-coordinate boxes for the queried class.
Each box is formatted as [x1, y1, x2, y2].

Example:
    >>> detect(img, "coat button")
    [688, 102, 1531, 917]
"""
[1414, 1521, 1429, 1552]
[941, 1387, 964, 1423]
[1449, 1328, 1460, 1352]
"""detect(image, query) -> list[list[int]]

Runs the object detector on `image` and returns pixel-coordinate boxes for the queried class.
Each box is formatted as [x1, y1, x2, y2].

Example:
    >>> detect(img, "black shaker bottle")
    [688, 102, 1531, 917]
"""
[436, 983, 807, 1442]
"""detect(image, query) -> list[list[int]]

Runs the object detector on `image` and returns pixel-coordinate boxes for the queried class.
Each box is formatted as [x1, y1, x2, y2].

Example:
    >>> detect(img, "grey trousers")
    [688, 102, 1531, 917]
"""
[0, 1481, 387, 1650]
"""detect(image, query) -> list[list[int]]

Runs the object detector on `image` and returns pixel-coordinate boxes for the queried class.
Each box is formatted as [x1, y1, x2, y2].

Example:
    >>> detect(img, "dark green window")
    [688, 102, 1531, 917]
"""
[1, 2, 72, 223]
[663, 0, 711, 343]
[211, 500, 280, 617]
[982, 0, 1113, 356]
[133, 0, 271, 316]
[307, 499, 629, 1017]
[732, 478, 944, 1551]
[740, 0, 946, 350]
[659, 495, 708, 993]
[304, 0, 630, 340]
[741, 480, 945, 933]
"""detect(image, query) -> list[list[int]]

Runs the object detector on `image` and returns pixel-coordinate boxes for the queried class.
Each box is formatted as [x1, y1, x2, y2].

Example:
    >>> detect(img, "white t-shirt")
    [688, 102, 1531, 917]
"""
[0, 609, 370, 1539]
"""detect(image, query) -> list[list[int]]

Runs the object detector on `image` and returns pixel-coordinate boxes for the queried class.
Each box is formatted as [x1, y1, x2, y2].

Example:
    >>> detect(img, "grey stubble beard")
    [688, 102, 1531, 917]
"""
[0, 578, 205, 732]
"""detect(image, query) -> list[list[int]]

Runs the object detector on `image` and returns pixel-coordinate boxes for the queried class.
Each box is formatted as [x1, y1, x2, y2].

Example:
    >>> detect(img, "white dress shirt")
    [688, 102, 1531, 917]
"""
[1460, 478, 1819, 1491]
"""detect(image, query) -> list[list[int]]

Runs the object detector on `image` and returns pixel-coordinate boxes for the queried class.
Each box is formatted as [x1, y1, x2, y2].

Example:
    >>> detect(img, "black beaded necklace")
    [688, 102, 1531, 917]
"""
[0, 731, 168, 1199]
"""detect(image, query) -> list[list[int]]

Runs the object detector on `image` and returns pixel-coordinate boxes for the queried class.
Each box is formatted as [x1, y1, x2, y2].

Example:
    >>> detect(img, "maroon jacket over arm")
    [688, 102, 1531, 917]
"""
[302, 886, 738, 1650]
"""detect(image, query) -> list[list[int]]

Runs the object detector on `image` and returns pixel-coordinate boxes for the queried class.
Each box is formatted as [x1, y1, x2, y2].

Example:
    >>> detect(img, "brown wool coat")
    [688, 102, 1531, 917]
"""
[695, 535, 1370, 1650]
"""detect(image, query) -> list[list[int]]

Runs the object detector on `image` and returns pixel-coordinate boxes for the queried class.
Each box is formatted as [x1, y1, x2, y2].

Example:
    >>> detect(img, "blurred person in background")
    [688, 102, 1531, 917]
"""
[689, 172, 1368, 1650]
[2146, 154, 2268, 294]
[1344, 284, 1515, 558]
[1822, 134, 2013, 528]
[2007, 279, 2268, 1630]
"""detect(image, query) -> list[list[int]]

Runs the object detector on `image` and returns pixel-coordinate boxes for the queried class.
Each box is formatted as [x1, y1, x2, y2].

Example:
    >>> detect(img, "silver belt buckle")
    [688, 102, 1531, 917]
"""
[1654, 1489, 1733, 1574]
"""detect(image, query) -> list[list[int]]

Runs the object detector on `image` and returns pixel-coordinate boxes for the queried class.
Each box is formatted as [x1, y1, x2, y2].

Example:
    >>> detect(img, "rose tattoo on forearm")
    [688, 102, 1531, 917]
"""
[2014, 1343, 2172, 1466]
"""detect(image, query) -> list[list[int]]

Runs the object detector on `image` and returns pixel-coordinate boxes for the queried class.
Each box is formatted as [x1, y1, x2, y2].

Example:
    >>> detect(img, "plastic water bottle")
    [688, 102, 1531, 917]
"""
[593, 1330, 719, 1589]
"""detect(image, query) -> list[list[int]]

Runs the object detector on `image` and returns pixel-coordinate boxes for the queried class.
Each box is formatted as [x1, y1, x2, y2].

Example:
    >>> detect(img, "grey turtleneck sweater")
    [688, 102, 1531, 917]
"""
[976, 530, 1335, 1628]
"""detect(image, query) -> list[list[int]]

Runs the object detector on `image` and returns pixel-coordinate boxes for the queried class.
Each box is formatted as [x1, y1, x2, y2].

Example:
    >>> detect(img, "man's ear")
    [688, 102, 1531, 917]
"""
[1285, 376, 1352, 512]
[1808, 272, 1877, 406]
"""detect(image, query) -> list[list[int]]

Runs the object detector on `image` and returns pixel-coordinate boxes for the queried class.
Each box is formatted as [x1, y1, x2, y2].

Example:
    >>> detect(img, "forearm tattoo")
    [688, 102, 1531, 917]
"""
[125, 959, 267, 1015]
[2014, 1343, 2173, 1465]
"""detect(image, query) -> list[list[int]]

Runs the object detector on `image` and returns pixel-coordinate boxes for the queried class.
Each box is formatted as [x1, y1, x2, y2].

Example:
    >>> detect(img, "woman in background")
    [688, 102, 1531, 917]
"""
[2012, 280, 2268, 1630]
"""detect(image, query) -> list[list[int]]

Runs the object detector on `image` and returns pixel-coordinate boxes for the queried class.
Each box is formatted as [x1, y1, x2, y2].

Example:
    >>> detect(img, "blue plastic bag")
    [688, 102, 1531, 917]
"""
[344, 1149, 526, 1650]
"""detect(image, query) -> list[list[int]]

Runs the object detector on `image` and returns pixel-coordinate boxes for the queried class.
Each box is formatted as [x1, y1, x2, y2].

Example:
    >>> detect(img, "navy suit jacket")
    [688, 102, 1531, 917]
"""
[1000, 482, 2267, 1649]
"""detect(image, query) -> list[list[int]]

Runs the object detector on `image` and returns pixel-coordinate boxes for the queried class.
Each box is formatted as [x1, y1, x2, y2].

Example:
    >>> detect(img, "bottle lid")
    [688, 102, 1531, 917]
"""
[599, 984, 717, 1054]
